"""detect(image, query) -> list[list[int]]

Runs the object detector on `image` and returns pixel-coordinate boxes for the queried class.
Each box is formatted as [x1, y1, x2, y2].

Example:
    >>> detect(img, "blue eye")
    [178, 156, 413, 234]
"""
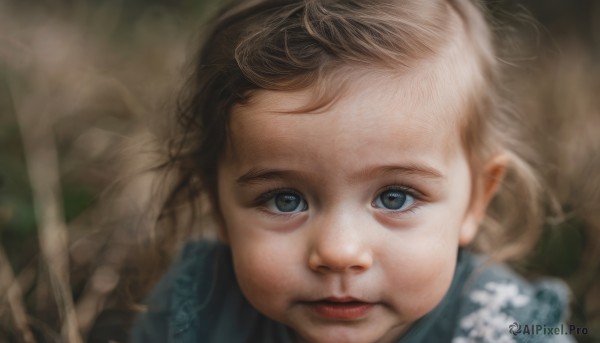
[373, 189, 415, 211]
[264, 191, 308, 213]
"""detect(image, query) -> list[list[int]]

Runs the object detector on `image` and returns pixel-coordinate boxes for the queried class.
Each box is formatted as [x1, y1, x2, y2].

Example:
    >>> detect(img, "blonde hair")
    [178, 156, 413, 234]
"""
[157, 0, 548, 263]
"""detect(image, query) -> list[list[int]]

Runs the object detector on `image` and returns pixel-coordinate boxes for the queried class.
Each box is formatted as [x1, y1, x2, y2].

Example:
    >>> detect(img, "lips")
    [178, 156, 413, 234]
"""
[307, 297, 375, 320]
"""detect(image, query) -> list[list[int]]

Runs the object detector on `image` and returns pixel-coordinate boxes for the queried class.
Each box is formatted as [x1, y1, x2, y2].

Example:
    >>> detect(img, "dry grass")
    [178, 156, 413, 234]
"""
[0, 2, 194, 341]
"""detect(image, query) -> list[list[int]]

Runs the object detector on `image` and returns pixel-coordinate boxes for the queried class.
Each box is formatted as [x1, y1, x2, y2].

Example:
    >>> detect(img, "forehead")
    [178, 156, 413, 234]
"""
[225, 71, 467, 174]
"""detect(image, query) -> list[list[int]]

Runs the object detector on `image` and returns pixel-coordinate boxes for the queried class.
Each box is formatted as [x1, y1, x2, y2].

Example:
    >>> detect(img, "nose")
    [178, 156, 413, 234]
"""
[308, 211, 373, 274]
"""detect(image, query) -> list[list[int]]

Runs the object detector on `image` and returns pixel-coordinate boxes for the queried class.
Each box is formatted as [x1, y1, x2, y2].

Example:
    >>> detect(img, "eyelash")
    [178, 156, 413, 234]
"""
[372, 185, 422, 214]
[253, 185, 423, 215]
[253, 187, 302, 206]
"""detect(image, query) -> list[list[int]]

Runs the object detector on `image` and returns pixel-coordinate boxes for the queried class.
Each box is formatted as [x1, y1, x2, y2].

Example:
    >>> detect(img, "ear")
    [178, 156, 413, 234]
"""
[459, 153, 509, 246]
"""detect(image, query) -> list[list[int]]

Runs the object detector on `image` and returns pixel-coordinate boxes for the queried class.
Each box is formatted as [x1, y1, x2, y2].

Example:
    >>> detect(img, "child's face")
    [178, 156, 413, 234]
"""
[217, 72, 488, 343]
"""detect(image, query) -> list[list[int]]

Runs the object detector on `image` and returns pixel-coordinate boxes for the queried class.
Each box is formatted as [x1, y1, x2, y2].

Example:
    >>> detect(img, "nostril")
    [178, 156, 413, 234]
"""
[350, 264, 367, 272]
[310, 257, 371, 274]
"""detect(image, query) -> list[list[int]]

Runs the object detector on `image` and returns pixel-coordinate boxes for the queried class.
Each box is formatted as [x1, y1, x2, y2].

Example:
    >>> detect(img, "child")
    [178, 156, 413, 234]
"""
[131, 0, 573, 342]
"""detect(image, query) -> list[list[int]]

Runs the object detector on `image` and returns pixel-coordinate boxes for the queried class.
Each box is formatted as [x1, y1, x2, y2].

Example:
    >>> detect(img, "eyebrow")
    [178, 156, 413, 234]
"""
[235, 163, 445, 186]
[351, 164, 446, 182]
[236, 168, 302, 186]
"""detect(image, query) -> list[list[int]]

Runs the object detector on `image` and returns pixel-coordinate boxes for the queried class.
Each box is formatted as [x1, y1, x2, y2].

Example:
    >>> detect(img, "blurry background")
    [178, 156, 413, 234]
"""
[0, 0, 598, 342]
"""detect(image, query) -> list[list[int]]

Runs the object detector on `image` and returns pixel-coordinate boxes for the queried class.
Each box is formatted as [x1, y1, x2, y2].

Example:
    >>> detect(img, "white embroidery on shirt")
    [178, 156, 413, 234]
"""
[452, 281, 530, 343]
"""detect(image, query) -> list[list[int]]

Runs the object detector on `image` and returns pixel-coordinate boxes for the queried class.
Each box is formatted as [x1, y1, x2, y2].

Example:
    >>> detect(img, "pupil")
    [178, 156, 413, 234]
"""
[275, 194, 300, 212]
[381, 190, 406, 209]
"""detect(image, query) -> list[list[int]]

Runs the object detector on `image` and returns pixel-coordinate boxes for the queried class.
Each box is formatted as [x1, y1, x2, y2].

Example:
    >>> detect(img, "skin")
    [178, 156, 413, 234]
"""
[216, 71, 506, 343]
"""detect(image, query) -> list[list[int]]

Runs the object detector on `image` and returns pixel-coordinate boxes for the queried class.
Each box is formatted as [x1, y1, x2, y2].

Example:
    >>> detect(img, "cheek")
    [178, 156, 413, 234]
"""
[217, 185, 296, 318]
[384, 237, 458, 319]
[229, 236, 301, 319]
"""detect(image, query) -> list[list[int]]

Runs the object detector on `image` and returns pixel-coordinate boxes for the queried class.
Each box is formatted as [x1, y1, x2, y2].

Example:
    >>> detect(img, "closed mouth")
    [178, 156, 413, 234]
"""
[322, 296, 367, 303]
[305, 297, 375, 320]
